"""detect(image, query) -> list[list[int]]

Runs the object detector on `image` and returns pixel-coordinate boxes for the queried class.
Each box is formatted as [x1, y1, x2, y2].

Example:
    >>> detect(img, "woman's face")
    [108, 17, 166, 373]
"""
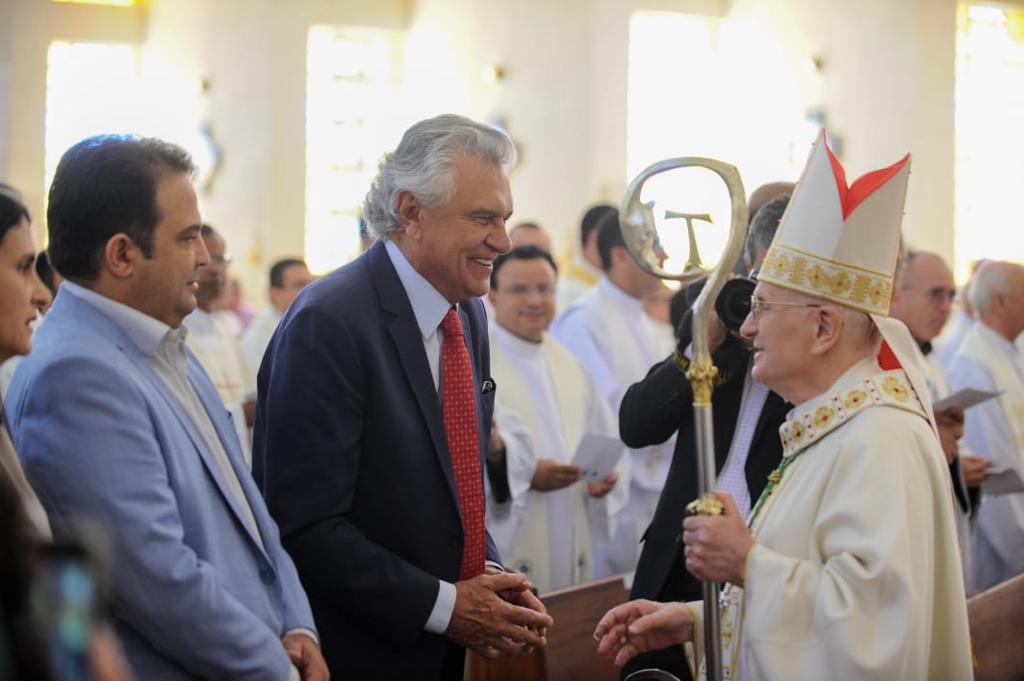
[0, 218, 52, 362]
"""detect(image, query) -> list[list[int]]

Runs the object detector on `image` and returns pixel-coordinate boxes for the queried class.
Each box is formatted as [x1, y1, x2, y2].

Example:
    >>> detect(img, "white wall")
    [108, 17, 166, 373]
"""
[1, 0, 998, 295]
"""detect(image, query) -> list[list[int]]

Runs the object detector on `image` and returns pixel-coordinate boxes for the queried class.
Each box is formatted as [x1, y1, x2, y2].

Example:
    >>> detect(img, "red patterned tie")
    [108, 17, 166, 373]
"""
[440, 307, 486, 580]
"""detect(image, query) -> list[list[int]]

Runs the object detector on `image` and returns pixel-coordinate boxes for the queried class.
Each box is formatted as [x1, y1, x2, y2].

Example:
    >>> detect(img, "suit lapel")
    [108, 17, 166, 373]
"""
[370, 244, 460, 509]
[186, 359, 270, 557]
[51, 291, 270, 555]
[117, 339, 268, 557]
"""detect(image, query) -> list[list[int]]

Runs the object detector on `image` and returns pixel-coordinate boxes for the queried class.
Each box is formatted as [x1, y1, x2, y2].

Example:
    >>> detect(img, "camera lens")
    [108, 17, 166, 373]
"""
[715, 277, 755, 332]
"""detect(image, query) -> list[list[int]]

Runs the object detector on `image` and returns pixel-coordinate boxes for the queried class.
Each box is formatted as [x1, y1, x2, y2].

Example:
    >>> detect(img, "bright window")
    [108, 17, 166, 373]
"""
[45, 41, 139, 197]
[626, 11, 807, 277]
[305, 26, 403, 274]
[954, 4, 1024, 280]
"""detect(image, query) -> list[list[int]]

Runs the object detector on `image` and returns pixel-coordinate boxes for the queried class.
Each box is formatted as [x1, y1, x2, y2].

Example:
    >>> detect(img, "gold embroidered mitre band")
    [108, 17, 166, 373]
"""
[759, 130, 911, 316]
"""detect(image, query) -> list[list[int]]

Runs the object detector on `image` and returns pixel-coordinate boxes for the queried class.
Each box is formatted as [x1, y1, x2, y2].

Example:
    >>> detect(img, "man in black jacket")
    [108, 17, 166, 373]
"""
[619, 194, 790, 679]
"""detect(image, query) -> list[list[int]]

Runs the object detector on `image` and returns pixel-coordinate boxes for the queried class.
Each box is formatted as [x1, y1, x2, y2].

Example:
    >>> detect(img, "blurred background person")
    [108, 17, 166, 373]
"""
[240, 256, 314, 384]
[949, 260, 1024, 592]
[184, 224, 256, 464]
[508, 221, 553, 252]
[889, 249, 988, 592]
[557, 204, 615, 312]
[550, 209, 672, 575]
[214, 276, 256, 335]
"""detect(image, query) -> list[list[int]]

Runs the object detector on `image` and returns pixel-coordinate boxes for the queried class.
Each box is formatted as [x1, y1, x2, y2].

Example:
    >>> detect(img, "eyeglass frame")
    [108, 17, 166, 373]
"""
[748, 295, 823, 320]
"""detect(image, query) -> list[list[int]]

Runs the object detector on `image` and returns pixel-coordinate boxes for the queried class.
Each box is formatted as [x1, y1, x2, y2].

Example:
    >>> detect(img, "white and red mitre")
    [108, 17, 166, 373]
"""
[760, 129, 910, 316]
[762, 131, 940, 434]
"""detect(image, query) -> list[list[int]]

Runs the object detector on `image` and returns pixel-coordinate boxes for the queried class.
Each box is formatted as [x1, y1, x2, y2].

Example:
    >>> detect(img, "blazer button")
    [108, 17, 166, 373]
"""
[259, 567, 276, 584]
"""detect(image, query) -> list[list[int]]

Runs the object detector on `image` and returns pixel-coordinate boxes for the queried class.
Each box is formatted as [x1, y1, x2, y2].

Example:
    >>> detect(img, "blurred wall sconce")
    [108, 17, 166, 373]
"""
[481, 64, 507, 84]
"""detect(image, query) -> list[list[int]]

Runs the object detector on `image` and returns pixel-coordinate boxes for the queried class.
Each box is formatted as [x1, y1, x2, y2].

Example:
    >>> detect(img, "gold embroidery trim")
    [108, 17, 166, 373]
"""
[759, 242, 893, 315]
[778, 370, 925, 457]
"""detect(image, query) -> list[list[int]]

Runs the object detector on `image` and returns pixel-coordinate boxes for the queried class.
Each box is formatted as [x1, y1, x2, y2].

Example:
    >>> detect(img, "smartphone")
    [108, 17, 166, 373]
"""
[30, 540, 104, 681]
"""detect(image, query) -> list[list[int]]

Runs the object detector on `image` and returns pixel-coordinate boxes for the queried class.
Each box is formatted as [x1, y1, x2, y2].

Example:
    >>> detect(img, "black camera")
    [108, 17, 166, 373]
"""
[715, 277, 755, 332]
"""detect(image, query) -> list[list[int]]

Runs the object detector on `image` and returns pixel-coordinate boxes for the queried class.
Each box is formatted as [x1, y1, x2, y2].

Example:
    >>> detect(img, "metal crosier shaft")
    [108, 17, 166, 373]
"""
[620, 158, 748, 681]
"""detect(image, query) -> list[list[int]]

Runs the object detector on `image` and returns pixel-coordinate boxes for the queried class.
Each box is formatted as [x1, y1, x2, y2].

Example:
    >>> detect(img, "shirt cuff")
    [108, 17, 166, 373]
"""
[284, 627, 320, 647]
[424, 579, 457, 634]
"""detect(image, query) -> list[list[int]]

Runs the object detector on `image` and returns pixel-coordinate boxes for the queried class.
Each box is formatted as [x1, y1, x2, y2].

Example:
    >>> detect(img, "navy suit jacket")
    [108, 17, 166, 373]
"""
[253, 241, 500, 679]
[6, 288, 316, 681]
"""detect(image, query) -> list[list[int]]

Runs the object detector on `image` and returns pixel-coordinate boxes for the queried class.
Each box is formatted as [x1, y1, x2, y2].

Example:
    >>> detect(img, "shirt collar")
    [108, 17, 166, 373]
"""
[61, 280, 175, 356]
[597, 275, 644, 312]
[384, 239, 453, 339]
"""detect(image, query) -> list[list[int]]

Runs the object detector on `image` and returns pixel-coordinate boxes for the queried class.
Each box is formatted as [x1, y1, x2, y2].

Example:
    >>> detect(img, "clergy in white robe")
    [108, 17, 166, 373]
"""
[889, 249, 986, 592]
[484, 246, 627, 591]
[948, 260, 1024, 591]
[550, 213, 674, 574]
[596, 131, 972, 680]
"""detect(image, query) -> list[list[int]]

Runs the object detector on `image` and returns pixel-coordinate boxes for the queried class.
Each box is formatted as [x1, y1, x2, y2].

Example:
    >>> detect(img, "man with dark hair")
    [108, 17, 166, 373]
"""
[550, 209, 671, 574]
[254, 114, 551, 679]
[618, 197, 791, 679]
[485, 245, 624, 592]
[557, 203, 615, 311]
[241, 257, 314, 383]
[7, 134, 326, 681]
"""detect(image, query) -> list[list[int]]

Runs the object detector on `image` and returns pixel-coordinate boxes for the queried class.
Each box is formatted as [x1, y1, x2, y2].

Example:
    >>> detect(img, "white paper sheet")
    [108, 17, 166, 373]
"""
[571, 433, 625, 482]
[933, 388, 1001, 413]
[982, 465, 1024, 496]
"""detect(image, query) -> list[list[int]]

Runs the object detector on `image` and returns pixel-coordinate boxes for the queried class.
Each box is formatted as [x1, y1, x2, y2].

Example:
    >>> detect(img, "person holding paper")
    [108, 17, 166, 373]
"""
[486, 245, 626, 592]
[889, 249, 988, 592]
[948, 259, 1024, 592]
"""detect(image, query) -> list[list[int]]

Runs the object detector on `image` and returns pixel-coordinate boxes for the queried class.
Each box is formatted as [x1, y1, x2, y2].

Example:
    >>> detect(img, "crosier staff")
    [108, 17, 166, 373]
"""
[619, 158, 748, 681]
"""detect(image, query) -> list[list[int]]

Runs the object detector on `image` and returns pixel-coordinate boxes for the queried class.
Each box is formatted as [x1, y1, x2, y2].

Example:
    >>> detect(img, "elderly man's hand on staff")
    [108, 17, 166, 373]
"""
[683, 492, 754, 587]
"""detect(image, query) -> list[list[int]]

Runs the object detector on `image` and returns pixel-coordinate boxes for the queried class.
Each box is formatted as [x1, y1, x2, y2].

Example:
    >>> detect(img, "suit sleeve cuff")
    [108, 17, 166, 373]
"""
[424, 579, 457, 634]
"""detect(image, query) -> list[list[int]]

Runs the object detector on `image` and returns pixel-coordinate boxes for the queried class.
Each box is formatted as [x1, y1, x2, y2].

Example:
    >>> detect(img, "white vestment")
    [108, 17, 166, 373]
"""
[556, 256, 600, 314]
[487, 325, 627, 591]
[910, 341, 981, 592]
[688, 359, 972, 681]
[184, 308, 254, 466]
[240, 307, 283, 385]
[948, 322, 1024, 590]
[550, 276, 675, 573]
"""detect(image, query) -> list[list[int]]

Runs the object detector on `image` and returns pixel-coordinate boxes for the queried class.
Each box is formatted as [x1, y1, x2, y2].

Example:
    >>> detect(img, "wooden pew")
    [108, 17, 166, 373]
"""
[968, 572, 1024, 681]
[468, 574, 631, 681]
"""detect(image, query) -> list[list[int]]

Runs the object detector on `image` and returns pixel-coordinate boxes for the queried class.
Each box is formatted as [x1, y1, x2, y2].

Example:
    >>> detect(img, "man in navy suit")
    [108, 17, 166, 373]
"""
[7, 135, 327, 681]
[254, 114, 552, 679]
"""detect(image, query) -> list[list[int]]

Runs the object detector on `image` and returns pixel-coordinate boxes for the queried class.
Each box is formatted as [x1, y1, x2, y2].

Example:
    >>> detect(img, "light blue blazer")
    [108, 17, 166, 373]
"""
[6, 289, 316, 680]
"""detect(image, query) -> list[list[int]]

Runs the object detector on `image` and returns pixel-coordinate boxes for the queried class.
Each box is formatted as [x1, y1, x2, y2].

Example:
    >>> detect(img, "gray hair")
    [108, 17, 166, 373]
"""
[362, 114, 517, 238]
[969, 260, 1020, 315]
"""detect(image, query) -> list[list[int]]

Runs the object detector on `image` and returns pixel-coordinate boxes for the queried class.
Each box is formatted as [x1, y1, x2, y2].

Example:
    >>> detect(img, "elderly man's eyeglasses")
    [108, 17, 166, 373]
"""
[749, 296, 822, 320]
